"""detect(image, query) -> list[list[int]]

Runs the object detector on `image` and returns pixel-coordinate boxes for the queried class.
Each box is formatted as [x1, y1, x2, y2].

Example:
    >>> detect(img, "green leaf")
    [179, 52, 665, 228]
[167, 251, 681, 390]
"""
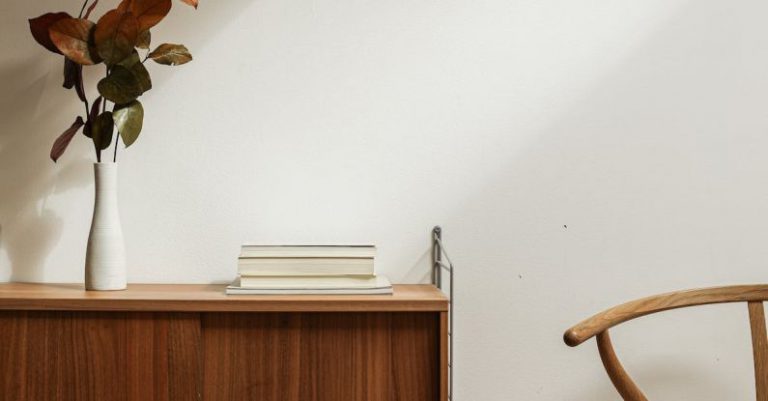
[131, 61, 152, 93]
[137, 29, 151, 49]
[113, 101, 144, 147]
[116, 52, 152, 93]
[148, 43, 192, 66]
[49, 17, 100, 65]
[120, 52, 152, 92]
[50, 116, 85, 162]
[94, 9, 139, 65]
[97, 65, 143, 104]
[91, 111, 115, 150]
[117, 50, 141, 68]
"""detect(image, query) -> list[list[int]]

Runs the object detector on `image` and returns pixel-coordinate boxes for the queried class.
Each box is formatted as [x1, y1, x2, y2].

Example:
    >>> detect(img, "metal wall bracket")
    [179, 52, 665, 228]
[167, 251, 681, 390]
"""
[432, 226, 454, 401]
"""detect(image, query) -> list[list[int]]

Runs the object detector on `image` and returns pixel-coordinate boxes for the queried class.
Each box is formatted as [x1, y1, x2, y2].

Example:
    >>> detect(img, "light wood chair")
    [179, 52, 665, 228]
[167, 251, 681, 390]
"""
[564, 285, 768, 401]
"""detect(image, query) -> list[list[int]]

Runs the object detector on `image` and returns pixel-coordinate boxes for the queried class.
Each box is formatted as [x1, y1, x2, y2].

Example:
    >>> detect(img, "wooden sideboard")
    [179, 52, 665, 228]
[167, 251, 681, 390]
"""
[0, 283, 448, 401]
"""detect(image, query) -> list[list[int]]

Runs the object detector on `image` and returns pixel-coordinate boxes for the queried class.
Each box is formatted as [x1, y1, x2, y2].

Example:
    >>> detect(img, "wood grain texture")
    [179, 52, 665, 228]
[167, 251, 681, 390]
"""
[0, 311, 200, 401]
[564, 285, 768, 346]
[749, 302, 768, 401]
[440, 312, 449, 401]
[596, 331, 648, 401]
[0, 283, 447, 312]
[202, 312, 440, 401]
[0, 289, 445, 400]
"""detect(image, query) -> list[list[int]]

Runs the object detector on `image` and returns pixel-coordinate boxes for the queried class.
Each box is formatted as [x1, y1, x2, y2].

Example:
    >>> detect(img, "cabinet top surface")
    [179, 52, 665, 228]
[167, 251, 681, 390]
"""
[0, 283, 448, 312]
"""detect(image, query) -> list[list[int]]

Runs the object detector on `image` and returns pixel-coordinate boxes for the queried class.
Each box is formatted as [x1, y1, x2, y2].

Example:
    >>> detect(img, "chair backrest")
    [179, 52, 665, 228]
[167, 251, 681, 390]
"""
[564, 285, 768, 401]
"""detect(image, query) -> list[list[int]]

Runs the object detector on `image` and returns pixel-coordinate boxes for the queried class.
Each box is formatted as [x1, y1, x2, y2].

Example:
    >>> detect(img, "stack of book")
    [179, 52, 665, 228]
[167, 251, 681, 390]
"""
[227, 245, 393, 295]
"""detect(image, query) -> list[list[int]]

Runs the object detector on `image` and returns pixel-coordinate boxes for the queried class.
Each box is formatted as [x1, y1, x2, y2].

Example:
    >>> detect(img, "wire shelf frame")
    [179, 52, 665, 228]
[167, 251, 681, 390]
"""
[432, 226, 454, 401]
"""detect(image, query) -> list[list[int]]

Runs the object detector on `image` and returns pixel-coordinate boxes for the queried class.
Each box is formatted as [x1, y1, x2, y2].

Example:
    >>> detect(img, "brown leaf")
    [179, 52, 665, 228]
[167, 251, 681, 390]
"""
[84, 0, 100, 19]
[50, 116, 85, 162]
[121, 0, 172, 32]
[148, 43, 192, 66]
[94, 9, 139, 65]
[179, 0, 198, 9]
[63, 59, 86, 102]
[29, 12, 71, 54]
[83, 96, 103, 138]
[49, 18, 100, 65]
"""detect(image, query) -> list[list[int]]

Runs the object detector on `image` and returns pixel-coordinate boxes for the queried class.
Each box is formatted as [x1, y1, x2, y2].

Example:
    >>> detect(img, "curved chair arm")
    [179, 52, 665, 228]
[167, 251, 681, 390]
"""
[564, 285, 768, 347]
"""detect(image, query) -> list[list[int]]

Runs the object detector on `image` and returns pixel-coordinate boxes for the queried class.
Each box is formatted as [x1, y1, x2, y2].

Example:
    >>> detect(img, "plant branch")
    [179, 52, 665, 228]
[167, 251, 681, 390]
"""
[78, 0, 89, 18]
[113, 132, 120, 162]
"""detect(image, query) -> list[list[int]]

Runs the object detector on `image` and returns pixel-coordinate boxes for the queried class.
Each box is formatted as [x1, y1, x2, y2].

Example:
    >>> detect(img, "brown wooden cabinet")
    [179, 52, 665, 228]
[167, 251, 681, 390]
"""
[0, 283, 448, 401]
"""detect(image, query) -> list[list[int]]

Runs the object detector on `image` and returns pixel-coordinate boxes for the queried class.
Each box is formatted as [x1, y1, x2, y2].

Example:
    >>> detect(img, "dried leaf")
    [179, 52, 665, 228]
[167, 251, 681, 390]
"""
[179, 0, 198, 9]
[148, 43, 192, 66]
[49, 17, 100, 65]
[94, 9, 139, 65]
[84, 0, 100, 19]
[121, 0, 172, 32]
[136, 29, 151, 49]
[50, 116, 85, 162]
[62, 59, 86, 102]
[91, 97, 104, 121]
[29, 12, 71, 54]
[83, 96, 103, 138]
[97, 65, 143, 104]
[91, 111, 115, 150]
[113, 101, 144, 147]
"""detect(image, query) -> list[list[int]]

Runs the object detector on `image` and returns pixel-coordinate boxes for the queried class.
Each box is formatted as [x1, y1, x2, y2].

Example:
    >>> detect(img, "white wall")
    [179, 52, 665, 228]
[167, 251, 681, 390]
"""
[2, 0, 768, 399]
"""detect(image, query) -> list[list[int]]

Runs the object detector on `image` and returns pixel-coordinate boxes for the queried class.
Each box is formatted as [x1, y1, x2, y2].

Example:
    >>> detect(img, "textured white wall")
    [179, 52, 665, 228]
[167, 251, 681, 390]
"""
[2, 0, 768, 399]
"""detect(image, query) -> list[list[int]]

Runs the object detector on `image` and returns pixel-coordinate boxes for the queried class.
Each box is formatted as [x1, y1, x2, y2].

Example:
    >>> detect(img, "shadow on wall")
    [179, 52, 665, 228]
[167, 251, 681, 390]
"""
[579, 361, 729, 400]
[0, 0, 257, 281]
[401, 247, 432, 284]
[0, 59, 89, 282]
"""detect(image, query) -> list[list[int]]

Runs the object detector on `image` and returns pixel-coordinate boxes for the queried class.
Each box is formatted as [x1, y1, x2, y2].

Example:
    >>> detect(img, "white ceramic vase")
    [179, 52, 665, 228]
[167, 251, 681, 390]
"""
[85, 162, 127, 291]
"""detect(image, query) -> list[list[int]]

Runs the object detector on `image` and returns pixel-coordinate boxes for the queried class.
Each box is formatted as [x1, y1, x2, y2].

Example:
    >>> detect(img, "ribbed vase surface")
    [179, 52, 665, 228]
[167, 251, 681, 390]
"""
[85, 162, 127, 291]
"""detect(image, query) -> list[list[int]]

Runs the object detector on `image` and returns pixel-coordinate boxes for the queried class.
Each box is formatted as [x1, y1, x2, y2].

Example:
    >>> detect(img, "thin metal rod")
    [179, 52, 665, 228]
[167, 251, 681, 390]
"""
[432, 225, 453, 401]
[437, 260, 453, 272]
[433, 236, 455, 267]
[433, 226, 442, 288]
[448, 242, 454, 401]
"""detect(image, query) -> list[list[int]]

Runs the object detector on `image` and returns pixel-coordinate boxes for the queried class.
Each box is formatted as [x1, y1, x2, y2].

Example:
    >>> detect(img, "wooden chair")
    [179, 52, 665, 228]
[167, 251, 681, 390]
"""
[563, 285, 768, 401]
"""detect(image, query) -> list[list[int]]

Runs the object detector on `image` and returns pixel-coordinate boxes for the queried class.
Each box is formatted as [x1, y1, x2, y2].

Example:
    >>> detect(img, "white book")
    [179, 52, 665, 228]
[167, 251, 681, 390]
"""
[237, 275, 391, 290]
[238, 258, 374, 276]
[239, 245, 376, 259]
[225, 286, 393, 295]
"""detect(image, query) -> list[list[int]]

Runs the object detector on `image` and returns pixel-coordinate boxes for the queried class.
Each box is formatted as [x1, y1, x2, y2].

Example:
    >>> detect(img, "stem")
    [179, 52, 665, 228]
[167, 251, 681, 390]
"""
[113, 132, 120, 162]
[78, 0, 89, 18]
